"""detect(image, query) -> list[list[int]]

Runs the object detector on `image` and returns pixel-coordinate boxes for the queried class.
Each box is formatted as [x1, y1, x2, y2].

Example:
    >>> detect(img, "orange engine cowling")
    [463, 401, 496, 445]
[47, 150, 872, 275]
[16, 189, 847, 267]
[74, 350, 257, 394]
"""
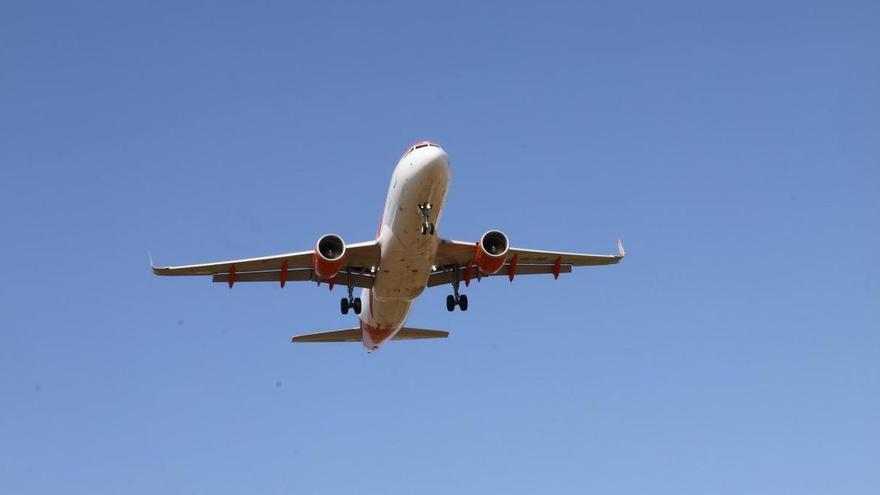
[475, 230, 509, 275]
[313, 234, 346, 279]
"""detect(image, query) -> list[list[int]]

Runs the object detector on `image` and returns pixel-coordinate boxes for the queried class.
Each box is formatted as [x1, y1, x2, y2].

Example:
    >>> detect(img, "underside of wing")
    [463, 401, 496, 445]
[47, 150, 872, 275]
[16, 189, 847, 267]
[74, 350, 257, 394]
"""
[508, 238, 625, 266]
[435, 238, 624, 267]
[429, 238, 624, 287]
[211, 268, 375, 289]
[153, 250, 314, 276]
[427, 263, 573, 287]
[151, 239, 381, 287]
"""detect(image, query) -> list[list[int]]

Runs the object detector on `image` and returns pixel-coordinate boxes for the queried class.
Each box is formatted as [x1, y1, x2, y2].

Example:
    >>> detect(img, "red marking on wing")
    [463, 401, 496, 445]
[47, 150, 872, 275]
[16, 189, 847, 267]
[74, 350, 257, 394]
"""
[552, 256, 562, 279]
[227, 264, 236, 288]
[280, 259, 288, 288]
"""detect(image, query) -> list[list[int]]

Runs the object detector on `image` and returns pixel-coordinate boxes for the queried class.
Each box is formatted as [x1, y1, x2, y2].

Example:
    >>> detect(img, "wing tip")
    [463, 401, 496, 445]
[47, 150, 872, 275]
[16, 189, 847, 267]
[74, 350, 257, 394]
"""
[616, 239, 625, 258]
[148, 251, 165, 275]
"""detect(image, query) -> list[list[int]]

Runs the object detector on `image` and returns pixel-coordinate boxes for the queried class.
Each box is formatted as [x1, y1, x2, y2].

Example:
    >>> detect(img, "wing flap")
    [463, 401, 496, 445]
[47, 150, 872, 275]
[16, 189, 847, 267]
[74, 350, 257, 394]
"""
[426, 264, 573, 288]
[212, 268, 374, 289]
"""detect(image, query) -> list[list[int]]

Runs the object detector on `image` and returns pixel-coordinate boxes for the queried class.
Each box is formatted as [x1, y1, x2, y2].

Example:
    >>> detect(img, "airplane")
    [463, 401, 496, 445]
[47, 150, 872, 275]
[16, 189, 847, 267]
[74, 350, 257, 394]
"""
[152, 141, 625, 351]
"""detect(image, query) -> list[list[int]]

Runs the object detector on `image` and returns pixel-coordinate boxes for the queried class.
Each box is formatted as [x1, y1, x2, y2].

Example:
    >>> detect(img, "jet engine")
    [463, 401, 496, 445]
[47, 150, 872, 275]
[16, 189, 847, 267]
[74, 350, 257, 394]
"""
[313, 234, 346, 279]
[475, 230, 509, 275]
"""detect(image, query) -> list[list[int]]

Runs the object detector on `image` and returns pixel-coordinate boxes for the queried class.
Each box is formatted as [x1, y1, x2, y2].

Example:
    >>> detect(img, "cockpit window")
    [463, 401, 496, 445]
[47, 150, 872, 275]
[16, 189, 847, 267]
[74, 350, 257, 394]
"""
[402, 141, 440, 159]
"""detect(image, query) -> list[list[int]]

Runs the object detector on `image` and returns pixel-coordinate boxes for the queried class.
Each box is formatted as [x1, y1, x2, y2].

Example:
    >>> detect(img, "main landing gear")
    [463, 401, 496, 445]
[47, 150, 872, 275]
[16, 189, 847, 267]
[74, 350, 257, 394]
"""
[418, 202, 435, 235]
[446, 265, 468, 312]
[340, 271, 362, 315]
[340, 297, 361, 315]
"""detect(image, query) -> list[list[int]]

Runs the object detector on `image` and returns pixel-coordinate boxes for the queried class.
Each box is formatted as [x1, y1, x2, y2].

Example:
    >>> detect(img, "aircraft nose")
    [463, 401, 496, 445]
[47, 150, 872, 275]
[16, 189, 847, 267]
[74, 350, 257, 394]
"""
[420, 144, 449, 171]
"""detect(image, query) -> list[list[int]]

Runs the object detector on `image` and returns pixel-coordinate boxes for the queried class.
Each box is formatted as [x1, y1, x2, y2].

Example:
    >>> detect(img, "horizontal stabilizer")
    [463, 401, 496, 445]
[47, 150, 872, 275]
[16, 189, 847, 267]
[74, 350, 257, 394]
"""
[291, 327, 448, 343]
[291, 328, 361, 343]
[393, 327, 449, 340]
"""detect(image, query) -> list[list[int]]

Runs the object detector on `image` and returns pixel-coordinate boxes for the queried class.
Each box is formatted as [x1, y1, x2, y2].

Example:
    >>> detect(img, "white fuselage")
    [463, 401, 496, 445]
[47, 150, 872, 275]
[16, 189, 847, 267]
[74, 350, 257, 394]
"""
[358, 144, 450, 350]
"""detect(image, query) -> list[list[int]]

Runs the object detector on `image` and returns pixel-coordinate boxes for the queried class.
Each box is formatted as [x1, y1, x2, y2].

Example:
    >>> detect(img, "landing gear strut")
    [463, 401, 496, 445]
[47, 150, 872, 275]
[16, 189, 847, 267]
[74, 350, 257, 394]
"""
[340, 270, 362, 315]
[446, 265, 468, 312]
[418, 202, 435, 235]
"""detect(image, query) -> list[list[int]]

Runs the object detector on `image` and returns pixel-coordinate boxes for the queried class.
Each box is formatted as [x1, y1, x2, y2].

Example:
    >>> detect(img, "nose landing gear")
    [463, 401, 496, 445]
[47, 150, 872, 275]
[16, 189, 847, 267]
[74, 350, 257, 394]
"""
[445, 265, 468, 311]
[417, 202, 435, 235]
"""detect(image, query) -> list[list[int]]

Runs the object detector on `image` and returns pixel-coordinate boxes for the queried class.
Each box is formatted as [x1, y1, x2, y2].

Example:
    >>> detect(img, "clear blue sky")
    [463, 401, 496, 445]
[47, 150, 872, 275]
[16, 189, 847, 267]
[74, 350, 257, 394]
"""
[1, 1, 878, 493]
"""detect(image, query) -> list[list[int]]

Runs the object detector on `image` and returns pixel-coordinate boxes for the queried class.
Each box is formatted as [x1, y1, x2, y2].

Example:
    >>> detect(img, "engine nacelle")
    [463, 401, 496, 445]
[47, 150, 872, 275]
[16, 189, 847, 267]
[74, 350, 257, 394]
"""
[313, 233, 346, 279]
[475, 230, 509, 275]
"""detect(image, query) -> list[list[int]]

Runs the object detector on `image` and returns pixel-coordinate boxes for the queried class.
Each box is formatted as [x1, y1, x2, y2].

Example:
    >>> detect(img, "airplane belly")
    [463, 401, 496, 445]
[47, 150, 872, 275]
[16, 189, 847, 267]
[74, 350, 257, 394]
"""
[359, 143, 450, 349]
[373, 157, 448, 300]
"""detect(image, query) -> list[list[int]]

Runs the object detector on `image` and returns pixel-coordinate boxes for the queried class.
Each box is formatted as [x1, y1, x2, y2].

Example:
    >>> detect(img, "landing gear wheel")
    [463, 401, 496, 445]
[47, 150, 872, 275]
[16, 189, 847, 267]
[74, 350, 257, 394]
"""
[428, 223, 435, 235]
[446, 294, 456, 312]
[458, 294, 468, 311]
[421, 225, 427, 235]
[352, 297, 362, 315]
[340, 297, 350, 315]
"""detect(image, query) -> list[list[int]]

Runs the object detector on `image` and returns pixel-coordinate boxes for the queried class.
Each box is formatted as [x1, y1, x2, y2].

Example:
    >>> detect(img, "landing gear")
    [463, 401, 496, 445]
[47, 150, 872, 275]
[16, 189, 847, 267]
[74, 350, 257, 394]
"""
[417, 202, 434, 236]
[340, 296, 362, 315]
[445, 265, 468, 311]
[340, 270, 362, 315]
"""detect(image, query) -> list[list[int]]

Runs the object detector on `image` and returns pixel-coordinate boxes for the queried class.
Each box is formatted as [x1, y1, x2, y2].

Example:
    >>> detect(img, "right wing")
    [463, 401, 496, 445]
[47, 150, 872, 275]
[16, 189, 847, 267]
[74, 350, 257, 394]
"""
[428, 238, 624, 287]
[152, 240, 381, 288]
[433, 238, 625, 267]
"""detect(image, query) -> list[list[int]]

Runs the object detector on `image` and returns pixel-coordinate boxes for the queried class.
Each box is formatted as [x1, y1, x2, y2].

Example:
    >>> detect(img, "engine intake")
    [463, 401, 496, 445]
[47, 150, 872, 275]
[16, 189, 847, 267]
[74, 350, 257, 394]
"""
[475, 230, 509, 275]
[313, 233, 346, 279]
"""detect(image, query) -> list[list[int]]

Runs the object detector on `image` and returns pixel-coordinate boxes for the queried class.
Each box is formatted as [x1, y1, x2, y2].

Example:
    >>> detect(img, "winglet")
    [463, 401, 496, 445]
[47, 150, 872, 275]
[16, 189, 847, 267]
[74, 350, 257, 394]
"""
[148, 251, 166, 275]
[616, 239, 625, 258]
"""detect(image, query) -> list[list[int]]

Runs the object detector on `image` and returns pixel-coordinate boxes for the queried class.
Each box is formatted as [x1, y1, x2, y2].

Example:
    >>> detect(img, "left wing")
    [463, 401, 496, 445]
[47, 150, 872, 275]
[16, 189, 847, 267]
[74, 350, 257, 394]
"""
[428, 238, 624, 287]
[152, 240, 381, 288]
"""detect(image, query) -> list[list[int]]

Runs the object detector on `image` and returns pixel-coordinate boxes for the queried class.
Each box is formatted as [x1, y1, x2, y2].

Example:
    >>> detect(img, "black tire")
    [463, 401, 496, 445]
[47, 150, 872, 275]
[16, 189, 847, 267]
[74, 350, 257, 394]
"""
[340, 297, 349, 315]
[429, 223, 435, 235]
[420, 225, 427, 235]
[352, 297, 362, 315]
[446, 294, 456, 312]
[459, 294, 468, 311]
